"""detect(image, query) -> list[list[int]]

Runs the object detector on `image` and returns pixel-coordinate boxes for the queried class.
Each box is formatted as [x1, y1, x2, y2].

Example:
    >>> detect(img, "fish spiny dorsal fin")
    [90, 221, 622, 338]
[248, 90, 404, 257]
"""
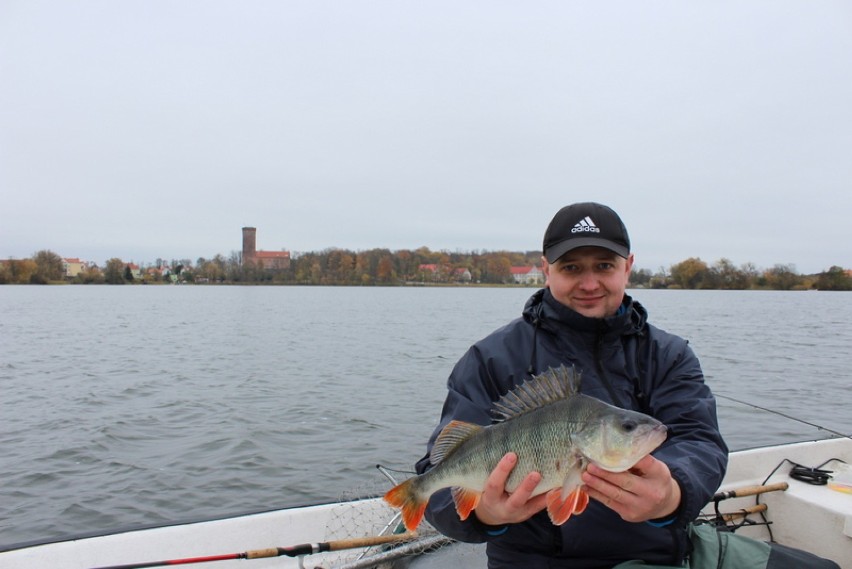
[492, 365, 581, 422]
[431, 420, 483, 465]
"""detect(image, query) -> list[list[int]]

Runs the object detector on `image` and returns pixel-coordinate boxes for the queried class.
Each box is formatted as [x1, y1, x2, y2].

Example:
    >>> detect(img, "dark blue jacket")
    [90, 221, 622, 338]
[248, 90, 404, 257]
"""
[415, 289, 728, 568]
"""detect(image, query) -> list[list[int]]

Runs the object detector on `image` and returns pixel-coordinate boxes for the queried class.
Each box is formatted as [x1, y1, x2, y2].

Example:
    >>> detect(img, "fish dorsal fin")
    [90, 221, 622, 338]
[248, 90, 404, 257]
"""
[492, 365, 581, 422]
[432, 420, 483, 465]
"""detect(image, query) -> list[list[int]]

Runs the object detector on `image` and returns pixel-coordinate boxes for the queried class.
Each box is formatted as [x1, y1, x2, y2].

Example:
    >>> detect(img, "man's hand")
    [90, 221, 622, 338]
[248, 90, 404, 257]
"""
[473, 452, 549, 526]
[581, 455, 681, 523]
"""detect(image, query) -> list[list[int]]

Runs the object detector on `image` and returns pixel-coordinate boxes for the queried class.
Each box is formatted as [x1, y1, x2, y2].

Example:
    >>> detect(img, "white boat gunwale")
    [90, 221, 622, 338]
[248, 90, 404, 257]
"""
[1, 436, 850, 569]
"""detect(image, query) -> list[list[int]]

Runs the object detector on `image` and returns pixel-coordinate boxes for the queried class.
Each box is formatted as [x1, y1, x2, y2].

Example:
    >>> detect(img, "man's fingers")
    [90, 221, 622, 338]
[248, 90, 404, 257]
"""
[484, 452, 517, 494]
[627, 454, 655, 476]
[508, 470, 542, 502]
[505, 471, 546, 518]
[528, 491, 549, 512]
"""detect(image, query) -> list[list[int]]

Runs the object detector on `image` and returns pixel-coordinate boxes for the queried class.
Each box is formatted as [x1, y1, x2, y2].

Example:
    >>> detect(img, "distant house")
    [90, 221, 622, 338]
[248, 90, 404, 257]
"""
[242, 227, 291, 270]
[146, 267, 164, 279]
[418, 264, 471, 283]
[453, 267, 472, 283]
[252, 250, 291, 270]
[511, 266, 544, 285]
[126, 263, 144, 280]
[62, 258, 86, 278]
[418, 263, 441, 282]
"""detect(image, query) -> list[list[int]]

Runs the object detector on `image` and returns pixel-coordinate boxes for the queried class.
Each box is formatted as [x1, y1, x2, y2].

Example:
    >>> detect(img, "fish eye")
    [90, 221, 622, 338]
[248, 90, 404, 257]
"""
[621, 420, 638, 433]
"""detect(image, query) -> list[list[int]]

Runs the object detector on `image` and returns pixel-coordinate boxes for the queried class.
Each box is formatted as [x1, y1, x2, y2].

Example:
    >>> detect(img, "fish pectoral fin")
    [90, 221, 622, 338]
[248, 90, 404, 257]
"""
[451, 487, 481, 521]
[546, 487, 588, 525]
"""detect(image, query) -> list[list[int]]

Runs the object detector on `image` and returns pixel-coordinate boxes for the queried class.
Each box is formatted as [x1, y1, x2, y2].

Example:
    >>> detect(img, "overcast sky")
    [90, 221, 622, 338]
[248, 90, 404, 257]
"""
[1, 1, 850, 273]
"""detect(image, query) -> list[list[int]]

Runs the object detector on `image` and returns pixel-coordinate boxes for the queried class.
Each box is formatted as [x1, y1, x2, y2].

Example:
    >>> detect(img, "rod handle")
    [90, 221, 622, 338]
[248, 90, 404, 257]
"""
[246, 548, 282, 559]
[713, 482, 788, 501]
[720, 503, 768, 521]
[327, 533, 418, 551]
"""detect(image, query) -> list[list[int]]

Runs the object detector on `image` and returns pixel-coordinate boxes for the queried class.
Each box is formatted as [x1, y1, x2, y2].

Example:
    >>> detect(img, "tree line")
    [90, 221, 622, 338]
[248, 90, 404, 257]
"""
[2, 248, 851, 290]
[634, 257, 851, 291]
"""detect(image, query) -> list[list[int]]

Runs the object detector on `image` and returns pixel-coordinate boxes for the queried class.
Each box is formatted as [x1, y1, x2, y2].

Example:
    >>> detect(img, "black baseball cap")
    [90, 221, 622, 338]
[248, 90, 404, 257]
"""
[543, 202, 630, 263]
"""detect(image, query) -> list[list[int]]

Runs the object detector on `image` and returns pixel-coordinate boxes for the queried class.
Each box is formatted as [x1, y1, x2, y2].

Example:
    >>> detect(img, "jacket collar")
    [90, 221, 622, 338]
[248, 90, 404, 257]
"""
[523, 288, 646, 337]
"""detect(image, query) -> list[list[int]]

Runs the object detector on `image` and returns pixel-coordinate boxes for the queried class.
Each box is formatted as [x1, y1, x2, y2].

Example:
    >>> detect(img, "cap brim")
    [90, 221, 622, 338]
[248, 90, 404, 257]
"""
[544, 238, 629, 263]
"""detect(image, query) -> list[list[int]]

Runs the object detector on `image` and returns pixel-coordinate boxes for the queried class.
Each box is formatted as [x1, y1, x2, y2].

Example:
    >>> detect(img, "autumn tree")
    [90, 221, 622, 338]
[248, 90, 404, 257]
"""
[376, 254, 396, 284]
[630, 268, 653, 288]
[104, 258, 126, 284]
[0, 259, 37, 284]
[197, 255, 227, 282]
[814, 266, 852, 291]
[740, 262, 760, 286]
[326, 249, 355, 284]
[12, 259, 38, 284]
[481, 253, 513, 284]
[78, 265, 104, 284]
[395, 249, 414, 280]
[222, 252, 241, 281]
[32, 250, 65, 283]
[762, 264, 801, 290]
[670, 257, 709, 289]
[709, 258, 750, 290]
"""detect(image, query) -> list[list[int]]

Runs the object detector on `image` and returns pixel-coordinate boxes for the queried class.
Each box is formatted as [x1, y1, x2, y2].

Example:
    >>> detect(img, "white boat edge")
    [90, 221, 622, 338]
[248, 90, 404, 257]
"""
[1, 437, 850, 569]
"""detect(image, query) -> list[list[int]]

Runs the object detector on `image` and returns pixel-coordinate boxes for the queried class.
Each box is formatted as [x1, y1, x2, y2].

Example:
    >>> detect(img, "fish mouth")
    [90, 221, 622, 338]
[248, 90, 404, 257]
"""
[647, 423, 669, 448]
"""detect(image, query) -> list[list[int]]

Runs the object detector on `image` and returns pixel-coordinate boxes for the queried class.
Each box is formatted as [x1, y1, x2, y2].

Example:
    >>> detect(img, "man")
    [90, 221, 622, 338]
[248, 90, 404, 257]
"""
[415, 202, 728, 567]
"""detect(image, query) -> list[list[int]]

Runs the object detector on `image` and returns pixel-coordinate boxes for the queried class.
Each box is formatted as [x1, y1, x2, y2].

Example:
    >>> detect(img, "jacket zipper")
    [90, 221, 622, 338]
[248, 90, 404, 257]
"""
[594, 332, 625, 408]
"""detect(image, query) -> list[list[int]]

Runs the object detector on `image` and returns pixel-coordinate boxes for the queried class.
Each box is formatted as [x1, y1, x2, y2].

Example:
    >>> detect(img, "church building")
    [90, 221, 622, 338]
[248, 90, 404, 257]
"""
[241, 227, 290, 270]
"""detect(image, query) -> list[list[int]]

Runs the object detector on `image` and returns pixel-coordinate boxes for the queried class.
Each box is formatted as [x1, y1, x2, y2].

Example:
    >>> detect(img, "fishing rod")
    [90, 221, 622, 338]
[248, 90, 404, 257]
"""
[89, 482, 790, 569]
[715, 393, 852, 440]
[712, 481, 788, 502]
[716, 503, 767, 522]
[701, 482, 789, 534]
[89, 533, 419, 569]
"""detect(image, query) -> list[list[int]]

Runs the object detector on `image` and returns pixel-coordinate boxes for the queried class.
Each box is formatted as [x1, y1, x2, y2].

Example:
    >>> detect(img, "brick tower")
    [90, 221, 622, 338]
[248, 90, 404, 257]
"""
[241, 227, 257, 265]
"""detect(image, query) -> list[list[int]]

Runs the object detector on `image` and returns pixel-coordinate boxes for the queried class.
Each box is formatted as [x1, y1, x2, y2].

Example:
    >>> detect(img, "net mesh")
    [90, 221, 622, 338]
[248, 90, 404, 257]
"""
[306, 476, 447, 569]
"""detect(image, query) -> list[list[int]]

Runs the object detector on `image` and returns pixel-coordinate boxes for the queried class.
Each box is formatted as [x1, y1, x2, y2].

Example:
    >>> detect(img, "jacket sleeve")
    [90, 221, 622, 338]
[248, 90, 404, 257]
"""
[413, 345, 508, 543]
[645, 335, 729, 527]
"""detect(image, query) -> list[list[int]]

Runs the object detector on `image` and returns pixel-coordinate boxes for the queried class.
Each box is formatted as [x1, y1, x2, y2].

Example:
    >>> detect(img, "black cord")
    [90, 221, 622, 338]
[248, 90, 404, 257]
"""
[789, 464, 833, 485]
[697, 455, 851, 547]
[704, 457, 848, 541]
[758, 458, 846, 486]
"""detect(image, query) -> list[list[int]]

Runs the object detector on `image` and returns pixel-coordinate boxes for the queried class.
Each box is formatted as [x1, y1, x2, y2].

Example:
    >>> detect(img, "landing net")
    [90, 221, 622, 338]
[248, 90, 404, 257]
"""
[304, 474, 464, 569]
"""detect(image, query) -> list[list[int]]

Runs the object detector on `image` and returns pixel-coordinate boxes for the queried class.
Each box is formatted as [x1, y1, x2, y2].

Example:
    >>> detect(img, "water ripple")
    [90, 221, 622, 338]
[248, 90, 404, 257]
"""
[1, 287, 850, 548]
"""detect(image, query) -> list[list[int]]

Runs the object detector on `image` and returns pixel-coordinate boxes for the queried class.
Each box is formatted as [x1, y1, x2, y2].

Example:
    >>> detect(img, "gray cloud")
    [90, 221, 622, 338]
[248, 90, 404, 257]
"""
[2, 0, 850, 273]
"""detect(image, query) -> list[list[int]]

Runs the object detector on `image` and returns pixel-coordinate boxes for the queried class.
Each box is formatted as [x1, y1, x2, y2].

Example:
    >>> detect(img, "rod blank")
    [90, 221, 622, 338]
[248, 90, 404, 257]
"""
[90, 532, 419, 569]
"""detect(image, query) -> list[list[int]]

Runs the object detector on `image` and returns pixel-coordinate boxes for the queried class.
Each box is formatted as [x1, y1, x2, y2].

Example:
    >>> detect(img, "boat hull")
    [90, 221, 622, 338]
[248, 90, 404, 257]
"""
[1, 438, 850, 569]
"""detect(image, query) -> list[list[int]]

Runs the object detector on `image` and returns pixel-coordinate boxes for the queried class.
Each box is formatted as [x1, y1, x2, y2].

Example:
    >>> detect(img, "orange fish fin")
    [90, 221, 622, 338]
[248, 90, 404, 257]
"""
[546, 487, 586, 525]
[574, 488, 589, 514]
[451, 487, 481, 521]
[383, 479, 427, 532]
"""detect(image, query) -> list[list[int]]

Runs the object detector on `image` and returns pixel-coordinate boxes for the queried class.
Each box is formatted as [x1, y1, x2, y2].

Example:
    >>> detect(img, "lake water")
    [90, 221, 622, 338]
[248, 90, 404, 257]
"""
[1, 286, 850, 549]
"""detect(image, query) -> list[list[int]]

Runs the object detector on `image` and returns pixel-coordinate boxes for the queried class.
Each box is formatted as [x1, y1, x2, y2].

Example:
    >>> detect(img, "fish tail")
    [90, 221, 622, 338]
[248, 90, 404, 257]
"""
[383, 478, 428, 532]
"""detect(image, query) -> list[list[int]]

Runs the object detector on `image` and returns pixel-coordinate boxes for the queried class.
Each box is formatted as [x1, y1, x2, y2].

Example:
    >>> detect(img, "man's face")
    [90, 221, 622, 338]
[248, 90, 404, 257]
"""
[542, 246, 634, 319]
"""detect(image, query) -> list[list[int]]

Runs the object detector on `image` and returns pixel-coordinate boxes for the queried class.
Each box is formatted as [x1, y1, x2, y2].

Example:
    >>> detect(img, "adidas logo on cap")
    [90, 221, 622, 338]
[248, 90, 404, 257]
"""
[571, 216, 600, 234]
